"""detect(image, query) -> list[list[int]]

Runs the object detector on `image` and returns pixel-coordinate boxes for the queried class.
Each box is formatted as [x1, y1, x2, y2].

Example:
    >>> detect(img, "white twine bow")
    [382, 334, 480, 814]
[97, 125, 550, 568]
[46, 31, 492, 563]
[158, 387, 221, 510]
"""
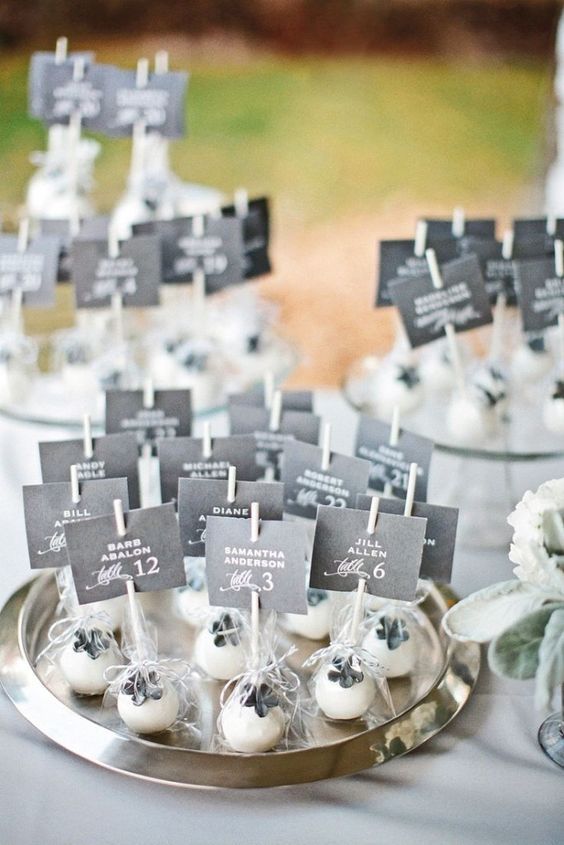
[35, 610, 114, 666]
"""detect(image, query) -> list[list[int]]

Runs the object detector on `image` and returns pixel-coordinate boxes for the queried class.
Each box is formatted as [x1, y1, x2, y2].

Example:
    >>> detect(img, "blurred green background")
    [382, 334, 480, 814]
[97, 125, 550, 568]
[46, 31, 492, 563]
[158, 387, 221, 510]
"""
[0, 3, 559, 384]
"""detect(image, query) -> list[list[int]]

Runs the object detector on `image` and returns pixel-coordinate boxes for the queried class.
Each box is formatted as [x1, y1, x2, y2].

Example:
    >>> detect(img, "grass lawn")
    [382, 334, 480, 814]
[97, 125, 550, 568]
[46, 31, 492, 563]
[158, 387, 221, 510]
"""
[0, 38, 553, 383]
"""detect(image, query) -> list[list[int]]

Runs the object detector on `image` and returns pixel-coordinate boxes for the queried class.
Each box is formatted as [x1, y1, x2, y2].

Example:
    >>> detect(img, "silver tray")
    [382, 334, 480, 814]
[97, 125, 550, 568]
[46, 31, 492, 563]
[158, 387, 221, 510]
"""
[0, 573, 480, 789]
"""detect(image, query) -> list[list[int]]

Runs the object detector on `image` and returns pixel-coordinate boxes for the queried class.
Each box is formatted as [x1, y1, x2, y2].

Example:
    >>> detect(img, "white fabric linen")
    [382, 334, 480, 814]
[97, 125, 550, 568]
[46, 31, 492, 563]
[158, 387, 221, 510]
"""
[0, 392, 561, 845]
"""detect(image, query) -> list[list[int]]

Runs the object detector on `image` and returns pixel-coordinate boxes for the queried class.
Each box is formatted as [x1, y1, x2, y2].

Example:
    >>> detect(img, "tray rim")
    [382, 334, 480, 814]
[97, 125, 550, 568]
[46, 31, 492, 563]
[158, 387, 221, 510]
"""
[0, 572, 480, 790]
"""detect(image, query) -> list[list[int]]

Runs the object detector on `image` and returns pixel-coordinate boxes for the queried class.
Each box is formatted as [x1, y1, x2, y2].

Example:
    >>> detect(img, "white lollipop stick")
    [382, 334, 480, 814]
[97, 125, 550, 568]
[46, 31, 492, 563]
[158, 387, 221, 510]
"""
[70, 464, 80, 504]
[250, 588, 260, 670]
[69, 208, 81, 238]
[425, 248, 466, 395]
[501, 229, 514, 261]
[17, 218, 29, 254]
[414, 220, 427, 258]
[72, 55, 85, 82]
[154, 50, 169, 74]
[234, 188, 249, 218]
[11, 288, 23, 334]
[320, 422, 331, 472]
[143, 377, 154, 410]
[202, 421, 213, 459]
[389, 405, 401, 447]
[367, 496, 379, 535]
[111, 292, 124, 346]
[555, 239, 564, 279]
[55, 36, 68, 64]
[83, 414, 94, 459]
[264, 466, 276, 482]
[348, 576, 367, 645]
[269, 390, 282, 432]
[192, 215, 205, 238]
[403, 463, 418, 517]
[547, 213, 557, 237]
[452, 207, 465, 238]
[250, 501, 260, 543]
[490, 292, 507, 363]
[125, 578, 149, 662]
[227, 465, 237, 503]
[140, 441, 153, 508]
[136, 58, 149, 89]
[263, 371, 275, 409]
[383, 481, 393, 498]
[558, 313, 564, 376]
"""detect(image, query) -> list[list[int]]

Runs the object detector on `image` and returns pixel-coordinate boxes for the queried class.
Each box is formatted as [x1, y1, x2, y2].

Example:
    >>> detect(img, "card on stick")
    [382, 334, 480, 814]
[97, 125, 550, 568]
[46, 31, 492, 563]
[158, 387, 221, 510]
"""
[105, 388, 192, 450]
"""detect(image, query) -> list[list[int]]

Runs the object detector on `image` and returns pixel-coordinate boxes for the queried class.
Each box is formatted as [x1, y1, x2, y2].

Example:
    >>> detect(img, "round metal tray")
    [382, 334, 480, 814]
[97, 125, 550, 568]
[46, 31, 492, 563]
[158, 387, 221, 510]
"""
[0, 573, 480, 789]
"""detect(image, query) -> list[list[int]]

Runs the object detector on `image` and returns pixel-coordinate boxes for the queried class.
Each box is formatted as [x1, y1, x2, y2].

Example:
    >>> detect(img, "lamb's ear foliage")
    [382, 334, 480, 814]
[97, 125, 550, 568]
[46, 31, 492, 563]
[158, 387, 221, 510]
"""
[488, 603, 564, 681]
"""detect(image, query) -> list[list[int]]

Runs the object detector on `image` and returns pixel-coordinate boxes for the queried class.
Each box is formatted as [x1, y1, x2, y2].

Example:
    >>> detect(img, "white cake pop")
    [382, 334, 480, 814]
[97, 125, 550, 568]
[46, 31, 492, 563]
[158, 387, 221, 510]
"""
[362, 611, 417, 678]
[194, 611, 247, 681]
[284, 588, 331, 641]
[314, 653, 376, 720]
[81, 596, 124, 632]
[376, 361, 423, 420]
[59, 623, 121, 696]
[117, 667, 180, 734]
[446, 390, 497, 446]
[220, 682, 286, 753]
[512, 336, 552, 383]
[176, 559, 209, 623]
[471, 364, 508, 415]
[543, 380, 564, 434]
[420, 344, 457, 393]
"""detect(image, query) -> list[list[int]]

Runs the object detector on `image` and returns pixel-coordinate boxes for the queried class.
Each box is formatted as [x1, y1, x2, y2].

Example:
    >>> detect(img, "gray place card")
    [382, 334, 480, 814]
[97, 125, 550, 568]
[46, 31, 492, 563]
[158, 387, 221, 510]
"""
[0, 235, 60, 306]
[310, 505, 426, 601]
[356, 494, 458, 583]
[514, 257, 564, 332]
[134, 216, 244, 289]
[23, 477, 129, 570]
[158, 434, 257, 505]
[28, 51, 94, 118]
[376, 239, 458, 307]
[449, 236, 517, 305]
[354, 415, 433, 502]
[90, 66, 188, 137]
[65, 503, 186, 604]
[39, 432, 140, 508]
[178, 477, 284, 557]
[423, 218, 496, 240]
[221, 196, 271, 278]
[41, 61, 106, 125]
[228, 387, 314, 412]
[282, 439, 371, 520]
[389, 254, 493, 348]
[105, 388, 192, 451]
[206, 516, 308, 614]
[71, 236, 161, 308]
[229, 404, 321, 480]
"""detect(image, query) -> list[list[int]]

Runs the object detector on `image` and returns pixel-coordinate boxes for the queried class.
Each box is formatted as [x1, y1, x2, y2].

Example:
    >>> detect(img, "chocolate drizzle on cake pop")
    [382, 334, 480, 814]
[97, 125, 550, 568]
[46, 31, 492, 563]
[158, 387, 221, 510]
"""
[327, 655, 365, 688]
[552, 380, 564, 401]
[240, 682, 279, 717]
[307, 588, 328, 607]
[209, 612, 240, 648]
[396, 365, 421, 389]
[121, 668, 163, 707]
[375, 615, 410, 651]
[72, 626, 111, 659]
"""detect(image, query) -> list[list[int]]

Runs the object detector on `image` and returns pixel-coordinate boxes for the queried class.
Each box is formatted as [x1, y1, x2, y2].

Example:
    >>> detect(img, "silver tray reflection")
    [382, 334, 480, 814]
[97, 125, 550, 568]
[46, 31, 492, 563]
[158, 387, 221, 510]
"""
[0, 573, 480, 789]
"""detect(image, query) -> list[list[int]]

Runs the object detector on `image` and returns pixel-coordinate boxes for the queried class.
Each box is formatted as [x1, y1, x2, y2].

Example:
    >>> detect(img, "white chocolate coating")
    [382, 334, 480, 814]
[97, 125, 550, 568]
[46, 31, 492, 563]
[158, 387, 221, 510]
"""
[420, 353, 456, 393]
[194, 627, 246, 681]
[362, 625, 418, 678]
[81, 597, 124, 632]
[284, 600, 331, 641]
[512, 344, 552, 382]
[377, 367, 423, 419]
[117, 679, 179, 734]
[176, 584, 209, 623]
[543, 396, 564, 435]
[315, 664, 376, 720]
[221, 701, 285, 753]
[59, 631, 120, 696]
[446, 394, 496, 446]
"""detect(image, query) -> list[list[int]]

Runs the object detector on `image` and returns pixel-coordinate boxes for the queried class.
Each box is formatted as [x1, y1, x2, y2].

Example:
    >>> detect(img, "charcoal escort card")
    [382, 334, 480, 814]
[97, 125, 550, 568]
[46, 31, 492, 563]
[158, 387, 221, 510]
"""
[205, 516, 308, 614]
[355, 415, 433, 501]
[178, 477, 284, 557]
[39, 432, 141, 508]
[90, 65, 188, 137]
[71, 235, 161, 308]
[0, 235, 60, 306]
[513, 218, 564, 259]
[282, 440, 371, 521]
[228, 404, 322, 480]
[23, 477, 129, 570]
[222, 196, 271, 278]
[449, 237, 517, 305]
[228, 387, 314, 412]
[356, 494, 458, 583]
[376, 239, 458, 307]
[40, 61, 106, 125]
[28, 51, 94, 118]
[38, 219, 74, 281]
[134, 216, 244, 289]
[158, 434, 257, 505]
[422, 217, 496, 240]
[389, 254, 493, 348]
[65, 503, 185, 604]
[105, 389, 192, 450]
[310, 505, 426, 601]
[513, 257, 564, 332]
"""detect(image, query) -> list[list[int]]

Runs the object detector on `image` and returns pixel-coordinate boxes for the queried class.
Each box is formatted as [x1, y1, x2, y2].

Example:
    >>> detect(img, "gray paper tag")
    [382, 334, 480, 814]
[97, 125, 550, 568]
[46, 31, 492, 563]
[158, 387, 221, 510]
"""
[221, 196, 271, 279]
[282, 440, 371, 520]
[389, 254, 493, 348]
[158, 434, 257, 505]
[71, 236, 161, 308]
[23, 478, 129, 570]
[66, 503, 185, 604]
[355, 416, 433, 501]
[228, 404, 321, 480]
[310, 505, 426, 601]
[228, 388, 313, 412]
[39, 432, 140, 508]
[134, 216, 244, 289]
[41, 62, 106, 125]
[423, 218, 496, 240]
[28, 51, 94, 118]
[514, 257, 564, 332]
[356, 494, 458, 583]
[206, 516, 308, 613]
[105, 389, 192, 451]
[178, 477, 284, 557]
[377, 239, 458, 307]
[0, 235, 59, 306]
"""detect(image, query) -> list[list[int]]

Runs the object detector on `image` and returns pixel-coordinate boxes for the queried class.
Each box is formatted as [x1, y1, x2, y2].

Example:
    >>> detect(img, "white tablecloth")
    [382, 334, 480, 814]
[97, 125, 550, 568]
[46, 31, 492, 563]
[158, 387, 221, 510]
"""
[0, 392, 561, 845]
